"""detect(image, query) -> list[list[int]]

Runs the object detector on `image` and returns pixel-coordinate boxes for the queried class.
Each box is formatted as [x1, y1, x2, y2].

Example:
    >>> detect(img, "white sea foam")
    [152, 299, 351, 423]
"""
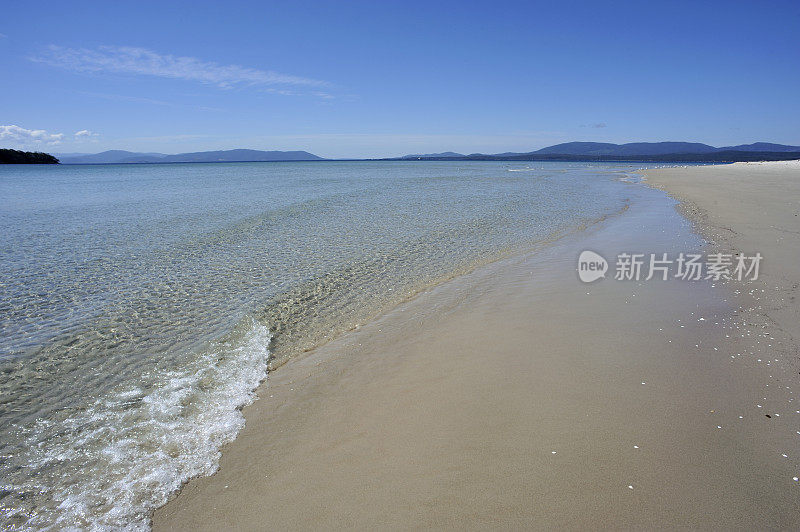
[16, 320, 271, 531]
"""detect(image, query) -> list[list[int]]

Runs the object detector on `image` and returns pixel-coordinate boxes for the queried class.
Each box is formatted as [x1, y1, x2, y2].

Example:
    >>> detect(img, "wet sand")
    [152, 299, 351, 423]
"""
[644, 160, 800, 347]
[154, 164, 800, 529]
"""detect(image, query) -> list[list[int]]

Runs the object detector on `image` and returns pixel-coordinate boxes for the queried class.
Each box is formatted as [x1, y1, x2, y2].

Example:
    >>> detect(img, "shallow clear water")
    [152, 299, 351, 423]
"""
[0, 161, 634, 529]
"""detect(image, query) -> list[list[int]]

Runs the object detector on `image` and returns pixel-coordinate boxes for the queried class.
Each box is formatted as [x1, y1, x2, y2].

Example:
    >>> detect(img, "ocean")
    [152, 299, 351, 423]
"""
[1, 160, 635, 529]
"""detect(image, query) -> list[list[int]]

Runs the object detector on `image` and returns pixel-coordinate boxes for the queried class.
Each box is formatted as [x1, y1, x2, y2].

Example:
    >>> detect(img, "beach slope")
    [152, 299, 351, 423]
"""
[155, 164, 800, 529]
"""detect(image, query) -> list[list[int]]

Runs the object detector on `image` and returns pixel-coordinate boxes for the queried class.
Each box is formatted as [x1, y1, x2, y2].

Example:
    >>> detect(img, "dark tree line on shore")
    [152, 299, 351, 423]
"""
[0, 149, 60, 164]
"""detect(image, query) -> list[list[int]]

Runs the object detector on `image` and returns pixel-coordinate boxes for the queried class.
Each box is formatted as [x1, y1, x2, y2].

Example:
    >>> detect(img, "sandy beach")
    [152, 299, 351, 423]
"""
[645, 161, 800, 348]
[154, 162, 800, 529]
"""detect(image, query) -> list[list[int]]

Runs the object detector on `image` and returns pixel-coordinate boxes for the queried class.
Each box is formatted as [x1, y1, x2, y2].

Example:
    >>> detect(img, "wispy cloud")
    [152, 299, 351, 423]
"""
[311, 91, 336, 100]
[31, 45, 328, 90]
[580, 122, 607, 128]
[0, 124, 64, 145]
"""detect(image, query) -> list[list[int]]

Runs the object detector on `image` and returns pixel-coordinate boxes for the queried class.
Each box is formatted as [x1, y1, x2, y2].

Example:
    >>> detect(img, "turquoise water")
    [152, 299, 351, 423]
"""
[1, 161, 633, 529]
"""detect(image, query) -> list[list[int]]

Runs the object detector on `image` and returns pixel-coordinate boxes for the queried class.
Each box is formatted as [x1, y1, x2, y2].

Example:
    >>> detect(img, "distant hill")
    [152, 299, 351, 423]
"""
[534, 141, 721, 156]
[59, 150, 166, 164]
[399, 152, 465, 159]
[61, 149, 323, 164]
[52, 152, 93, 158]
[0, 149, 59, 164]
[394, 141, 800, 162]
[721, 142, 800, 152]
[146, 149, 322, 163]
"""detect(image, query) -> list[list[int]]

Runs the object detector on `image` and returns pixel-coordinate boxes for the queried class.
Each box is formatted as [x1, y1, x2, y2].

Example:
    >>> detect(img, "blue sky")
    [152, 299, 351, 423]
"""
[1, 0, 799, 158]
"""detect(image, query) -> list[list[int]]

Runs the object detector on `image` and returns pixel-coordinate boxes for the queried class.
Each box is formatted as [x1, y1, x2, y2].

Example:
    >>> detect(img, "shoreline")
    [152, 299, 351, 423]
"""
[642, 160, 800, 351]
[154, 163, 800, 529]
[0, 161, 636, 529]
[265, 199, 633, 372]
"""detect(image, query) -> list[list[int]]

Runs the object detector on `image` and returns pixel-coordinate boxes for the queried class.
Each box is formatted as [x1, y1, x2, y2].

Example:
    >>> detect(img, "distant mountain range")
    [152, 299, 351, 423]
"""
[57, 149, 323, 164]
[397, 142, 800, 161]
[47, 141, 800, 165]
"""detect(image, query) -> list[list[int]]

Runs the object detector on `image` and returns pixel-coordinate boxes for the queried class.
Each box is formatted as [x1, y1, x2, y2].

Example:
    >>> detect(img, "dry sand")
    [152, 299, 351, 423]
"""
[154, 163, 800, 530]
